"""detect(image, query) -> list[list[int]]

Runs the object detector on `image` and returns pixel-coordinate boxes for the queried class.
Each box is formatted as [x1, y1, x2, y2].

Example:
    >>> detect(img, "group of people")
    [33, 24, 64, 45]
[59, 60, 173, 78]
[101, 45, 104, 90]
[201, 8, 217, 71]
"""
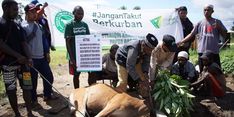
[0, 0, 228, 116]
[0, 0, 56, 116]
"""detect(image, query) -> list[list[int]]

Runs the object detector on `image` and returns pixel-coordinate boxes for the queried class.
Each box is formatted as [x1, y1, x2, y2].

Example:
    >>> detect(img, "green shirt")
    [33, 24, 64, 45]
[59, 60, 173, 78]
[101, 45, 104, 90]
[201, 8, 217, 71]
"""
[64, 20, 90, 60]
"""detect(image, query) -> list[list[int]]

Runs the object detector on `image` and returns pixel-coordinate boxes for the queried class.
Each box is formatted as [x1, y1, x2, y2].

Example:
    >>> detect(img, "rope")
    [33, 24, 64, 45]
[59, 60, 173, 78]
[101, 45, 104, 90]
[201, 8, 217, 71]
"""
[31, 66, 90, 117]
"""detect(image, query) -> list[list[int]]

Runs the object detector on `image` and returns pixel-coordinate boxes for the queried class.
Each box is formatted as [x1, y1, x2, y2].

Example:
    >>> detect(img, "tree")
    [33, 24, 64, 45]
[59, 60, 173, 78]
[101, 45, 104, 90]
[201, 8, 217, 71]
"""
[119, 5, 127, 10]
[15, 2, 25, 24]
[133, 6, 141, 10]
[231, 26, 234, 31]
[231, 21, 234, 31]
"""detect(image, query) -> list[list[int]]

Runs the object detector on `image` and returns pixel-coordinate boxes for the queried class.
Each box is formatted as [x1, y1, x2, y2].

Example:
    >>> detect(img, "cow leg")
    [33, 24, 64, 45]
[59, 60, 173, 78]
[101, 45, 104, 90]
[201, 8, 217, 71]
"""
[95, 102, 120, 117]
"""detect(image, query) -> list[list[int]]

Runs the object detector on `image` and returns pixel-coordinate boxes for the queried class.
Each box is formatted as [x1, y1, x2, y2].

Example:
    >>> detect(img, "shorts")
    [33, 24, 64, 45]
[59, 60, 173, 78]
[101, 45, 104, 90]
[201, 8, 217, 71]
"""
[1, 65, 32, 91]
[69, 61, 80, 76]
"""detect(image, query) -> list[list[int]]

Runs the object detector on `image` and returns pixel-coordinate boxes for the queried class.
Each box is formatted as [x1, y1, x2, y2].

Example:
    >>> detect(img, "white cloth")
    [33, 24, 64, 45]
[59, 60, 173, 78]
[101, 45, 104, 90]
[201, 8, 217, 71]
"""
[149, 41, 175, 80]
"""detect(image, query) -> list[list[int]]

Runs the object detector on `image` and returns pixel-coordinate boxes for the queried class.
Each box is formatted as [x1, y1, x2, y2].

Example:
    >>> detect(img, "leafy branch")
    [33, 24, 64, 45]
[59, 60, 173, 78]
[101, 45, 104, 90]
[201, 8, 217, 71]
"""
[152, 70, 195, 117]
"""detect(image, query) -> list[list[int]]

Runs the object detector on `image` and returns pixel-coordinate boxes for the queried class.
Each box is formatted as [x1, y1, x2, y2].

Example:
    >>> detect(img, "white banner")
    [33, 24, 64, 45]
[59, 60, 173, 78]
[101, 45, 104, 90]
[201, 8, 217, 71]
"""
[46, 5, 183, 47]
[75, 34, 102, 71]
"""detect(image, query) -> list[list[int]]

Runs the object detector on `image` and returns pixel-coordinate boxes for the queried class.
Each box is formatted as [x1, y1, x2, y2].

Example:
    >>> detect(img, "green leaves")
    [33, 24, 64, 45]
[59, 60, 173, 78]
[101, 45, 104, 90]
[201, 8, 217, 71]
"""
[152, 70, 195, 117]
[220, 46, 234, 75]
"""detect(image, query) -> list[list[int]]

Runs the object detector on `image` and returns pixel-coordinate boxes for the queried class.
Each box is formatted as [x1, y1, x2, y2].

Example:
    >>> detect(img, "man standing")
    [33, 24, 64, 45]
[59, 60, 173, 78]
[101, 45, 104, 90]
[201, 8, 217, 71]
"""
[149, 35, 177, 81]
[0, 0, 34, 116]
[64, 6, 90, 88]
[21, 3, 56, 103]
[173, 6, 194, 63]
[177, 6, 194, 53]
[179, 4, 227, 72]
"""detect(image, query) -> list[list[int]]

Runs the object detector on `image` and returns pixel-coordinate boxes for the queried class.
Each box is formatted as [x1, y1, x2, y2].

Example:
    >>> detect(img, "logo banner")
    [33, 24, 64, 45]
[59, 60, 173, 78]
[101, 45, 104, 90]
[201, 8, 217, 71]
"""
[46, 5, 183, 46]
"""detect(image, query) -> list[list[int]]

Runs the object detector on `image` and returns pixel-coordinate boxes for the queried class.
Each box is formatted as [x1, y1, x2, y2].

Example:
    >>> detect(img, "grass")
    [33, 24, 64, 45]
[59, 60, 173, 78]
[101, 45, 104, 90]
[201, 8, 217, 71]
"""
[0, 39, 234, 96]
[49, 46, 109, 68]
[50, 47, 67, 69]
[0, 74, 5, 97]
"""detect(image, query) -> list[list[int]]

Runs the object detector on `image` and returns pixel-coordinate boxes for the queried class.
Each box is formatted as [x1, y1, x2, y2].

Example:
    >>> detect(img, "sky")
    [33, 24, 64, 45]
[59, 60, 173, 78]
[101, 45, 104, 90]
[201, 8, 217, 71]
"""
[0, 0, 233, 30]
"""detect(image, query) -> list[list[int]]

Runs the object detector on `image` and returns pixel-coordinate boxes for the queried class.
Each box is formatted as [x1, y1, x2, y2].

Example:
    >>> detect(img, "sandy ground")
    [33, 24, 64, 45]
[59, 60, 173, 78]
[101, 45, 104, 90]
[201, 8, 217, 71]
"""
[0, 64, 97, 117]
[0, 63, 234, 117]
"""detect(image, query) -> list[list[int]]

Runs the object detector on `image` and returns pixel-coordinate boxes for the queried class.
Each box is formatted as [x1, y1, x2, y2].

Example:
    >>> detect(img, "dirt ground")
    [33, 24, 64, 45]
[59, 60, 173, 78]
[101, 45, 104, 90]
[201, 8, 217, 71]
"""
[0, 64, 234, 117]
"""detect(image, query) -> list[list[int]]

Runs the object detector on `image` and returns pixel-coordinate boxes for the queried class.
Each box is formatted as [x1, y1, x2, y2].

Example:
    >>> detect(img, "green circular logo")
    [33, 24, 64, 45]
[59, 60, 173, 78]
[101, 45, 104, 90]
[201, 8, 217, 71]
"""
[55, 11, 74, 33]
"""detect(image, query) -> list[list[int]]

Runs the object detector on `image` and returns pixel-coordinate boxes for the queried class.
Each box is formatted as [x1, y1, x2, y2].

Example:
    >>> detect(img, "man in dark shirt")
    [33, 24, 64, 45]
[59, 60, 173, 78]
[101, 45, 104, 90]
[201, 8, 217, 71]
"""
[177, 6, 194, 52]
[115, 33, 158, 95]
[0, 0, 34, 116]
[199, 51, 226, 97]
[173, 6, 194, 63]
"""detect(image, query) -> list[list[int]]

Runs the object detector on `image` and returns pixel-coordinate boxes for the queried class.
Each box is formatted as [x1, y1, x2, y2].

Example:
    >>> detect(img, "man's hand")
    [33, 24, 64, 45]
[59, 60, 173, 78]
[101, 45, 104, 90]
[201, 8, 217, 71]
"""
[139, 79, 150, 90]
[43, 2, 48, 8]
[46, 53, 51, 63]
[143, 72, 149, 80]
[17, 55, 28, 64]
[27, 59, 33, 66]
[138, 79, 150, 97]
[177, 41, 184, 47]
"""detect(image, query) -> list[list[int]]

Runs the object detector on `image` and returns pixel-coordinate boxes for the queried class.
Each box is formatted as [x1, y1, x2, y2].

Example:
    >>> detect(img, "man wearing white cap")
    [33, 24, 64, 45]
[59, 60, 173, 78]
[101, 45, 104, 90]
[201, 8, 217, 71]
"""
[178, 4, 227, 73]
[171, 51, 197, 83]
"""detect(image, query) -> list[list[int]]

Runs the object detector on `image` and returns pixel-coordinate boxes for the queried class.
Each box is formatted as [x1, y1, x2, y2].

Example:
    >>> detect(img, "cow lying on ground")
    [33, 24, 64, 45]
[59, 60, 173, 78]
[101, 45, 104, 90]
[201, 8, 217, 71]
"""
[69, 83, 150, 117]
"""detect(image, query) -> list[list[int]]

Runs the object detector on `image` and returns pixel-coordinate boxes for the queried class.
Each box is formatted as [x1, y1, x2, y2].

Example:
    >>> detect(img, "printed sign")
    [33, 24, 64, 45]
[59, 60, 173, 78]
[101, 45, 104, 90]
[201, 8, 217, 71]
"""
[75, 34, 102, 71]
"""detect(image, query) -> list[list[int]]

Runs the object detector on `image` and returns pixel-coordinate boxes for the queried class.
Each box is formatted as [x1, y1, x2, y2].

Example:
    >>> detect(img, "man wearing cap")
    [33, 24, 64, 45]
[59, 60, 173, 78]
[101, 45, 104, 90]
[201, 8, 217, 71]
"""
[171, 51, 197, 83]
[149, 34, 177, 81]
[178, 4, 227, 72]
[21, 3, 56, 103]
[115, 33, 158, 94]
[30, 0, 56, 51]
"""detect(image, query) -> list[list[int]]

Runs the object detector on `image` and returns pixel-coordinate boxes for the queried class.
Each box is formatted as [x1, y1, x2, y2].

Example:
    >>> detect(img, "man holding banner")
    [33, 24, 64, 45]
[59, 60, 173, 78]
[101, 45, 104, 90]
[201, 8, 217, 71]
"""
[64, 6, 90, 88]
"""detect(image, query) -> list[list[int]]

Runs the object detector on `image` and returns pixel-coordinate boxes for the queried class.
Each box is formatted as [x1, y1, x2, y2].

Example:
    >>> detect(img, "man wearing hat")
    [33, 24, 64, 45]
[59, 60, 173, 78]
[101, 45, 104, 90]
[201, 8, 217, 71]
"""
[171, 51, 197, 83]
[21, 3, 56, 103]
[179, 4, 227, 72]
[149, 34, 177, 80]
[115, 33, 158, 93]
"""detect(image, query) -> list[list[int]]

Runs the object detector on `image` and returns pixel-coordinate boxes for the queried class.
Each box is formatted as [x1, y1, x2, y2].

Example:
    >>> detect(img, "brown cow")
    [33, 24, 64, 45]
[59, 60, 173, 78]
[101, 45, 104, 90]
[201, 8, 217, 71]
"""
[69, 83, 150, 117]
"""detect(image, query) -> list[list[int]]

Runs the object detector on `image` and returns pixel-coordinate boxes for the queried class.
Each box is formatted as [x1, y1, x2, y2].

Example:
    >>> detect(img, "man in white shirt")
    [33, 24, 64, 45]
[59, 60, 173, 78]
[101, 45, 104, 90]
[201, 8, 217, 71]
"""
[149, 34, 177, 81]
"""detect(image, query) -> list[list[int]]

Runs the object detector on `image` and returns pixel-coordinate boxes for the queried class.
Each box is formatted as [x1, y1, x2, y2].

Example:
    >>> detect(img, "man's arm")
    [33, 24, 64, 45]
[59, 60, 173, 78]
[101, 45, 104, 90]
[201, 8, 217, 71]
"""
[180, 32, 195, 44]
[126, 47, 140, 81]
[149, 47, 159, 80]
[216, 20, 227, 39]
[179, 22, 199, 45]
[0, 39, 27, 64]
[21, 41, 33, 65]
[65, 38, 76, 66]
[36, 2, 48, 18]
